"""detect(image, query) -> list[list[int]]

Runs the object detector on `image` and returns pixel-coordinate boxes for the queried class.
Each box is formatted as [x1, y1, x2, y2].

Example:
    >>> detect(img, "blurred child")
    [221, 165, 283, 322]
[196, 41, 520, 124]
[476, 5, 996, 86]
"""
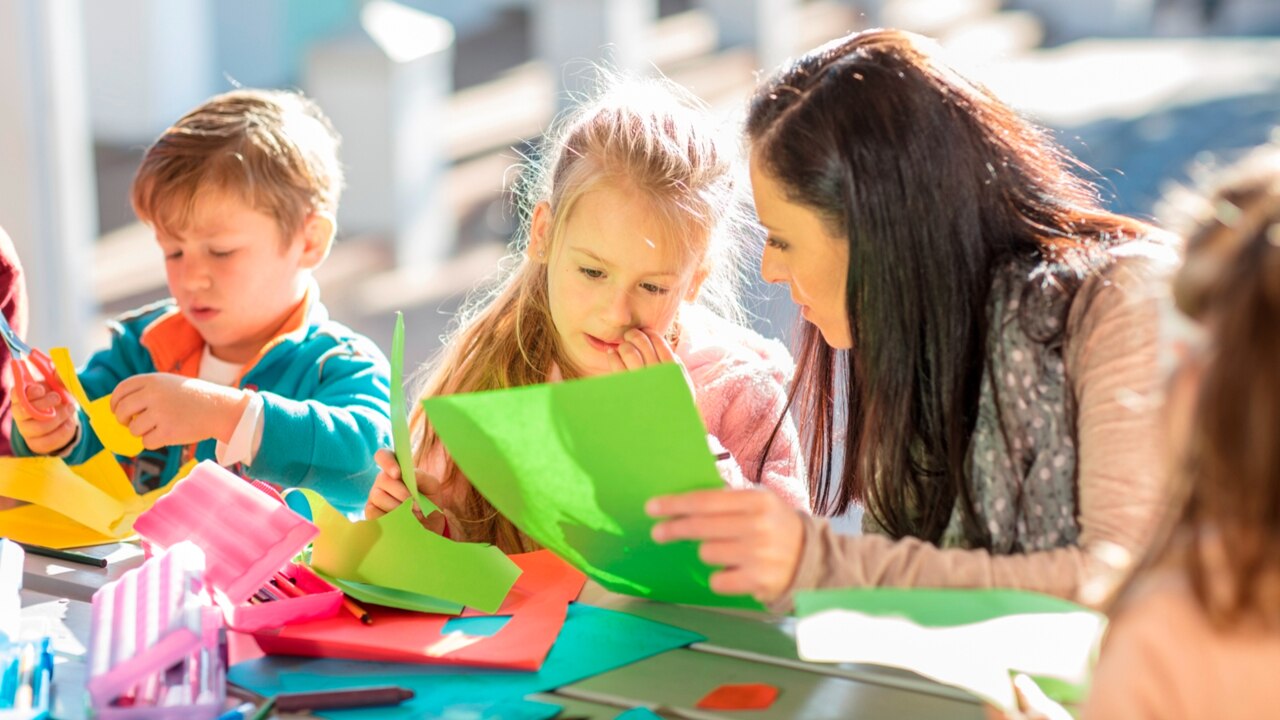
[365, 77, 809, 551]
[0, 226, 27, 456]
[11, 89, 391, 515]
[1080, 141, 1280, 719]
[1001, 142, 1280, 720]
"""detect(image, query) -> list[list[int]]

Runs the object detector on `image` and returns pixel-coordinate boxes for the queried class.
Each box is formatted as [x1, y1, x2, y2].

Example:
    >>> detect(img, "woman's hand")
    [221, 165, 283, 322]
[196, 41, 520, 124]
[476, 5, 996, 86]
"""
[365, 448, 448, 533]
[647, 488, 804, 604]
[983, 675, 1072, 720]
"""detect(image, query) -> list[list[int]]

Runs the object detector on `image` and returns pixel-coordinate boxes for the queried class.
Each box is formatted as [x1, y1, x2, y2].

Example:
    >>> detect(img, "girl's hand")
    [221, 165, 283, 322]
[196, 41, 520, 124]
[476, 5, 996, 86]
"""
[647, 488, 804, 604]
[611, 327, 674, 371]
[365, 448, 448, 532]
[11, 378, 80, 455]
[609, 327, 696, 397]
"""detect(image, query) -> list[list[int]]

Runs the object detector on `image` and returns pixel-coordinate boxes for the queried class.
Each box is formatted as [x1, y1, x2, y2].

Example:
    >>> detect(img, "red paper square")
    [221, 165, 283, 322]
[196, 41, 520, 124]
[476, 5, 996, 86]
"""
[695, 683, 780, 710]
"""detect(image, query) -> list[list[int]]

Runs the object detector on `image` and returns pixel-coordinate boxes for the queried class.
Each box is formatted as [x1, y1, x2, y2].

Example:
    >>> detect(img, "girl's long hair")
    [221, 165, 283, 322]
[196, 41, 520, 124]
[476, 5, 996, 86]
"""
[748, 29, 1150, 545]
[1116, 142, 1280, 627]
[411, 76, 749, 552]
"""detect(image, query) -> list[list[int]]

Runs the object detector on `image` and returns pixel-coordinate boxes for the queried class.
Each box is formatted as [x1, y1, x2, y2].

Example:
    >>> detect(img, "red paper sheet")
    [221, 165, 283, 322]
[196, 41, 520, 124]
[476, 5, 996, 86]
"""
[251, 551, 585, 670]
[695, 683, 780, 710]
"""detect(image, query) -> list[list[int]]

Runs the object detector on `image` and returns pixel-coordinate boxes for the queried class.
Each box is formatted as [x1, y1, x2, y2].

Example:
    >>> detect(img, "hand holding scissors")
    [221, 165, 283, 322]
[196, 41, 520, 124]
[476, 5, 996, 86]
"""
[1, 314, 79, 453]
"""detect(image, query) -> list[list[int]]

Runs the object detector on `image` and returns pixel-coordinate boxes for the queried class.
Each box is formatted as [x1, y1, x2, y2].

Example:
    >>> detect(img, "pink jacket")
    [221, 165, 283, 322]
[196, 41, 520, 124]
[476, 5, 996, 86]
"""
[421, 304, 811, 518]
[676, 305, 809, 511]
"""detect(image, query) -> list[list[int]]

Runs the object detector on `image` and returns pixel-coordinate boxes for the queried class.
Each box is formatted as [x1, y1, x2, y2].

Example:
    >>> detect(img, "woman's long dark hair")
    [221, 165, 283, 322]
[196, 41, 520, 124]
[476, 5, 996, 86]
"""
[749, 30, 1149, 545]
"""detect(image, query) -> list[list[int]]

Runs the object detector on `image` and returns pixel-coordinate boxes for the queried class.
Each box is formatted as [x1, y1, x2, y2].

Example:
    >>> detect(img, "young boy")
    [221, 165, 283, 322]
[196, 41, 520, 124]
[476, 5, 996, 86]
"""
[10, 89, 391, 515]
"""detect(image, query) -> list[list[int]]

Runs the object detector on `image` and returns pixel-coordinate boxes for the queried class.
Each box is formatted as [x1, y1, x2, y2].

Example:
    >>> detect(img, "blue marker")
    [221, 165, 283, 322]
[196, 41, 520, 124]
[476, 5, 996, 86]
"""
[0, 646, 16, 709]
[217, 701, 257, 720]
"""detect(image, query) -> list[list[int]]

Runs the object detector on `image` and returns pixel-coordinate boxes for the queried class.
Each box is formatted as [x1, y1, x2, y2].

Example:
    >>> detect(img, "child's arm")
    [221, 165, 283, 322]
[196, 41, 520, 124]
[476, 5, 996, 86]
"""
[244, 341, 393, 515]
[10, 322, 144, 461]
[9, 380, 80, 455]
[708, 363, 810, 511]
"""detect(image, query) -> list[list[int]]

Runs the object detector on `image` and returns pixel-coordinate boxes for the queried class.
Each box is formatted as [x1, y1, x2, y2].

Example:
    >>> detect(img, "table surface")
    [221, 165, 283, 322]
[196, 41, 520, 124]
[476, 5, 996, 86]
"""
[21, 547, 985, 719]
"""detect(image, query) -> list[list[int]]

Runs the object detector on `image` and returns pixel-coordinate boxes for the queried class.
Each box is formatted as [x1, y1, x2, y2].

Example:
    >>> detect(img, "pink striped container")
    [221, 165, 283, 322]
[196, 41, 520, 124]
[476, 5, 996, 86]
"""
[87, 541, 223, 719]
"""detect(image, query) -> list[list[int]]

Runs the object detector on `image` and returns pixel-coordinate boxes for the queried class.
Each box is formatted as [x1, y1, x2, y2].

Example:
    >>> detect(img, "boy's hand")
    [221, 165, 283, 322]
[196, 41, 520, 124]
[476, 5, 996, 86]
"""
[110, 373, 250, 450]
[647, 488, 804, 604]
[11, 379, 80, 455]
[366, 448, 449, 533]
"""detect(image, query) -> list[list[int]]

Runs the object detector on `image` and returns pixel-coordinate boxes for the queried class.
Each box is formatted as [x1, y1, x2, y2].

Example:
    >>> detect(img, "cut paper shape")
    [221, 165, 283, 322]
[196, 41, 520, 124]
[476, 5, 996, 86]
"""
[50, 347, 144, 457]
[425, 631, 486, 658]
[252, 550, 584, 670]
[443, 616, 510, 637]
[230, 603, 704, 720]
[695, 683, 779, 710]
[389, 312, 436, 515]
[461, 550, 585, 617]
[615, 709, 663, 720]
[287, 487, 519, 614]
[283, 312, 520, 613]
[313, 571, 464, 616]
[0, 453, 184, 548]
[423, 363, 760, 609]
[794, 588, 1106, 709]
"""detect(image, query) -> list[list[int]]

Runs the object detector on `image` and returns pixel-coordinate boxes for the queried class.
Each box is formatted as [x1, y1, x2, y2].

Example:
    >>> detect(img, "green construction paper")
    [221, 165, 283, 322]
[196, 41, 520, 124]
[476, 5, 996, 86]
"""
[795, 588, 1092, 626]
[312, 568, 463, 615]
[424, 363, 759, 610]
[287, 488, 519, 614]
[793, 588, 1104, 709]
[390, 312, 433, 512]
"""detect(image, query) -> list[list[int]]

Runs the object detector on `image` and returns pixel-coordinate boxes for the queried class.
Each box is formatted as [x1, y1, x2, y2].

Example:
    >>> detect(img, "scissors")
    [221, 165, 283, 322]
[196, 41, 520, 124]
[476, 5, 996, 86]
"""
[0, 313, 74, 421]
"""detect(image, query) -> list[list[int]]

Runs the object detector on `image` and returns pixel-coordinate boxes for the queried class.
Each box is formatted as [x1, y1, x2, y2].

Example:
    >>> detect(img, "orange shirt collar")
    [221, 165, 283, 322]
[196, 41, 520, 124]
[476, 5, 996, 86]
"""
[139, 283, 316, 382]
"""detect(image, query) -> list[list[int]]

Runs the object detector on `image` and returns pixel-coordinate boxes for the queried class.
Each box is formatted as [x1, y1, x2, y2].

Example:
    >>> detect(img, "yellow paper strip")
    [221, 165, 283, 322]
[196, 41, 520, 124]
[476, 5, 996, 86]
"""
[0, 457, 124, 535]
[50, 347, 144, 457]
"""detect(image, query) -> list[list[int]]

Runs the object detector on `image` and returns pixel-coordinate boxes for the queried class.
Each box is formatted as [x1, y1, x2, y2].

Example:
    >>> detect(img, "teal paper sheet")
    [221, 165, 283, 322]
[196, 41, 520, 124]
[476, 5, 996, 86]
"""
[423, 363, 760, 609]
[229, 603, 704, 719]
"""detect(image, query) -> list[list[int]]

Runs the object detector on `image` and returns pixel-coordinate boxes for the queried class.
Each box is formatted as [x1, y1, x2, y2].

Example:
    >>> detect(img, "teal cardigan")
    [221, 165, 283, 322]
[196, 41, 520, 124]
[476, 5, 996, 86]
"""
[12, 290, 391, 515]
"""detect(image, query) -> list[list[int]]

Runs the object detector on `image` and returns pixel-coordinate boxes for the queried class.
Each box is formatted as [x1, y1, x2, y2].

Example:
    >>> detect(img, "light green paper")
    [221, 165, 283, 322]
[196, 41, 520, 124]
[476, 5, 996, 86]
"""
[312, 568, 463, 615]
[424, 363, 760, 610]
[287, 488, 520, 614]
[794, 588, 1105, 709]
[795, 587, 1093, 627]
[390, 312, 435, 513]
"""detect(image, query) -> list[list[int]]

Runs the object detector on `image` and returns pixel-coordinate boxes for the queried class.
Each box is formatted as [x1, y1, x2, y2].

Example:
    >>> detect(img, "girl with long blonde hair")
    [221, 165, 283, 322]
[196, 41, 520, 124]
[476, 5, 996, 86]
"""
[366, 77, 809, 552]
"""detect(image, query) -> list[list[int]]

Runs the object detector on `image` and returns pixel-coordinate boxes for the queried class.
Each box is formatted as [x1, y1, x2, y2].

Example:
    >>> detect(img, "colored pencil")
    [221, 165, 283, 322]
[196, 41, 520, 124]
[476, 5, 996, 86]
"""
[340, 595, 372, 625]
[273, 685, 413, 712]
[17, 542, 108, 568]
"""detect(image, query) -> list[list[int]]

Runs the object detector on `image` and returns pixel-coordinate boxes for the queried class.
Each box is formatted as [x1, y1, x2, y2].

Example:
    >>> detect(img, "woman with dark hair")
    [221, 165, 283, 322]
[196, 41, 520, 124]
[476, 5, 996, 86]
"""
[648, 29, 1177, 609]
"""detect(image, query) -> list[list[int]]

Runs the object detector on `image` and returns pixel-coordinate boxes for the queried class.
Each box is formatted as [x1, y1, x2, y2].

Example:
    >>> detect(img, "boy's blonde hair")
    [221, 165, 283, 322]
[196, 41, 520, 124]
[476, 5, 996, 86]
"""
[131, 88, 343, 246]
[412, 75, 750, 552]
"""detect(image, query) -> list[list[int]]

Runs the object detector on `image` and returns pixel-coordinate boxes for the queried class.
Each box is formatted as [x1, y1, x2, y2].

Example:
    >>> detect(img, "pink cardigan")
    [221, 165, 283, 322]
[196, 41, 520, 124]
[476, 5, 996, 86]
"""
[420, 304, 811, 530]
[675, 305, 809, 511]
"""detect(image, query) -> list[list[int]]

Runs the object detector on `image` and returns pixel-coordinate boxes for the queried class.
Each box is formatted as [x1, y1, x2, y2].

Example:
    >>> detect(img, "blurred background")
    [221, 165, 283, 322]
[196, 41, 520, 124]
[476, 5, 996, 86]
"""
[1, 0, 1278, 386]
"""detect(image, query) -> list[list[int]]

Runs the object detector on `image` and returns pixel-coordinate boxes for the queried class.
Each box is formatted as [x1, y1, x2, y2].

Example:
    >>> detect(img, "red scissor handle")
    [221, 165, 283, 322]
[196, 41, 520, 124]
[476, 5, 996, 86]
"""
[10, 351, 74, 422]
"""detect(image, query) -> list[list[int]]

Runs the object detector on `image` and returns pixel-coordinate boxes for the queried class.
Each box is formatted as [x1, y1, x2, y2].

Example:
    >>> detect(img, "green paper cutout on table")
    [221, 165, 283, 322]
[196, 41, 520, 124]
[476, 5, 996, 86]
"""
[424, 363, 760, 609]
[314, 568, 463, 615]
[289, 489, 519, 613]
[794, 588, 1105, 709]
[283, 314, 520, 614]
